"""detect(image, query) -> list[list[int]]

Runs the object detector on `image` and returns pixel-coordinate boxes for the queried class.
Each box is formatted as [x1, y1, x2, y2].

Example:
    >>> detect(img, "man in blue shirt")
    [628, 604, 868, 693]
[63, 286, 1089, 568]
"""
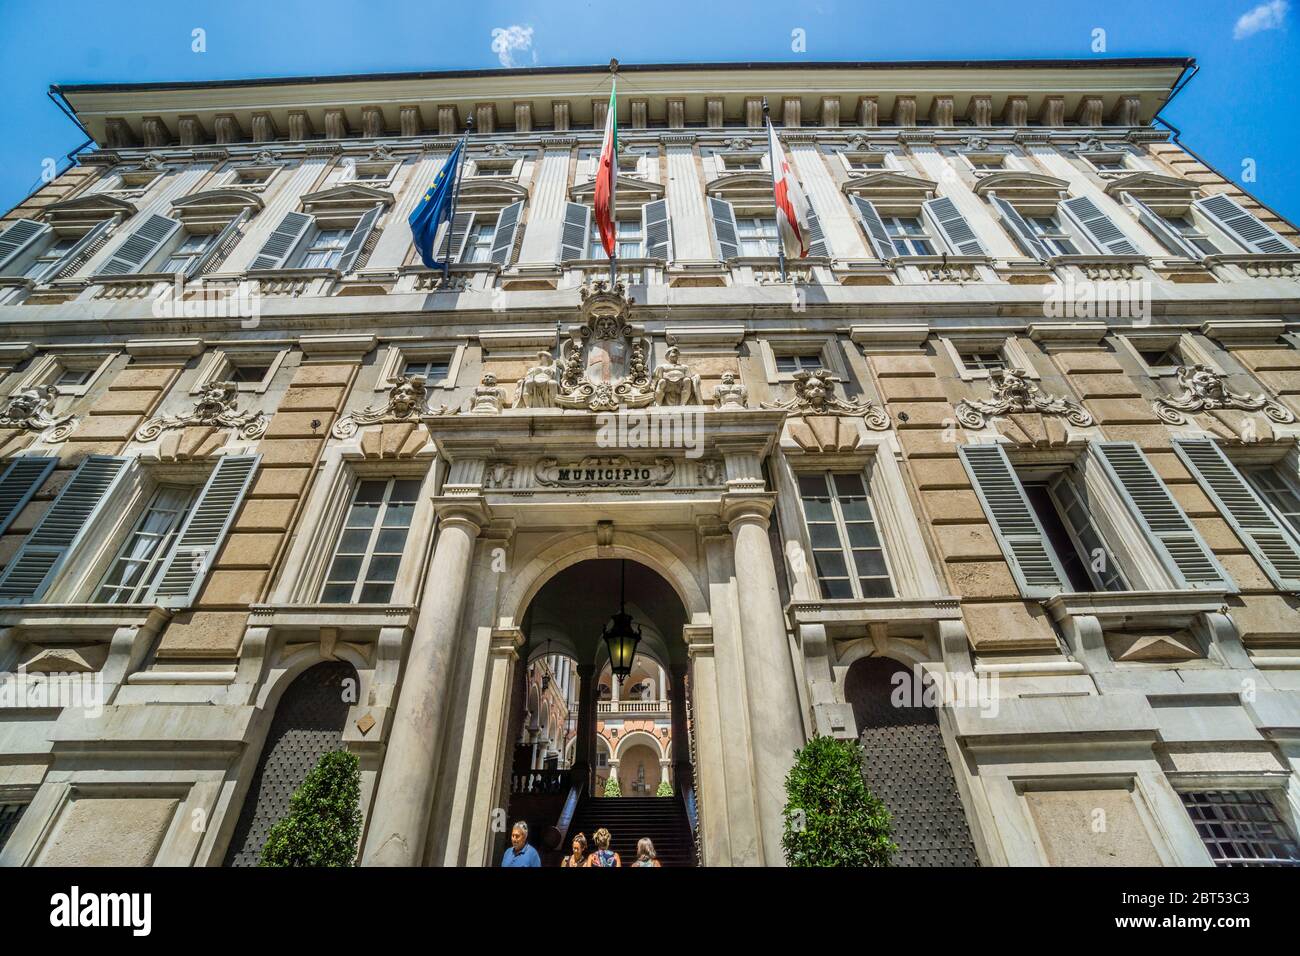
[501, 821, 541, 867]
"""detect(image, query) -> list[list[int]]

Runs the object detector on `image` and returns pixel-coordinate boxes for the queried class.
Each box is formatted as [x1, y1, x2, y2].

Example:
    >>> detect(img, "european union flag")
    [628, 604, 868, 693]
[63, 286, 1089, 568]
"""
[409, 138, 465, 270]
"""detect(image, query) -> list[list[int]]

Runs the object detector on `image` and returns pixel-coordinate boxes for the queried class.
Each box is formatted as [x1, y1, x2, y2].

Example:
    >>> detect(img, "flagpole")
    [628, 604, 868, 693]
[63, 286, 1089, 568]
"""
[608, 63, 618, 287]
[443, 114, 472, 279]
[763, 98, 786, 282]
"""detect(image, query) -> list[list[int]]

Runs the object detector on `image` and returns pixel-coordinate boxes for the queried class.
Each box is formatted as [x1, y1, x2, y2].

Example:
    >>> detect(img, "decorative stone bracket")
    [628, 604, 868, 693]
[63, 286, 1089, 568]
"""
[761, 368, 889, 430]
[333, 374, 439, 438]
[1153, 364, 1295, 426]
[0, 386, 77, 442]
[956, 367, 1094, 429]
[136, 381, 266, 441]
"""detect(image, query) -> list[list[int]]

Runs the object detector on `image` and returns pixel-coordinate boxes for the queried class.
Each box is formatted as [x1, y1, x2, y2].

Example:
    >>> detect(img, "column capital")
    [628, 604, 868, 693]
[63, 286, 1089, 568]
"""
[431, 495, 491, 534]
[489, 627, 525, 658]
[721, 491, 776, 530]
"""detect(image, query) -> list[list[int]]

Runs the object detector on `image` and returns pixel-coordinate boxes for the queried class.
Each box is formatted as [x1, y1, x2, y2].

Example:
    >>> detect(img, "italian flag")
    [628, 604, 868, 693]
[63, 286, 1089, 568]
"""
[594, 82, 618, 259]
[767, 117, 812, 258]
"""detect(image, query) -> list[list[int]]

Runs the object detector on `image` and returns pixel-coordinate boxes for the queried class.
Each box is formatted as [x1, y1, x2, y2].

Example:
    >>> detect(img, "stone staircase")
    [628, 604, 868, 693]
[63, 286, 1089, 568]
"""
[567, 796, 696, 867]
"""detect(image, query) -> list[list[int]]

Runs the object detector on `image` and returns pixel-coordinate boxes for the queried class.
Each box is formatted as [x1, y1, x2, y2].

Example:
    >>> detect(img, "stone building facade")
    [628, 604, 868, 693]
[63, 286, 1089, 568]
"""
[0, 59, 1299, 867]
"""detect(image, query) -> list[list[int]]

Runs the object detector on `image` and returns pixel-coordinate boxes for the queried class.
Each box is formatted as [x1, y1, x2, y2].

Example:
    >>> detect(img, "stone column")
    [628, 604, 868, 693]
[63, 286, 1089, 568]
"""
[669, 663, 692, 792]
[722, 481, 805, 865]
[571, 664, 597, 790]
[361, 499, 487, 867]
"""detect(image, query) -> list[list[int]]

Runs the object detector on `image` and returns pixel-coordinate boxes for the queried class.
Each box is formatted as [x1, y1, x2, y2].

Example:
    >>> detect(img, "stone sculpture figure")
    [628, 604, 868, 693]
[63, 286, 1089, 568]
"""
[652, 346, 702, 406]
[516, 350, 561, 408]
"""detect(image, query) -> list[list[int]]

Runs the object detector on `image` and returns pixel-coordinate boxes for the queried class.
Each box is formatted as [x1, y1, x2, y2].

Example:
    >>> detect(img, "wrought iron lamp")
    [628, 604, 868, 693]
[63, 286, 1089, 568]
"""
[602, 560, 642, 680]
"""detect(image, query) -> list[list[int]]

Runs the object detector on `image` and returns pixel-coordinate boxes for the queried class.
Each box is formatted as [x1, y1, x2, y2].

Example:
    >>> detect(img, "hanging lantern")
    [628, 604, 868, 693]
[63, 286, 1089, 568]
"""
[602, 560, 642, 680]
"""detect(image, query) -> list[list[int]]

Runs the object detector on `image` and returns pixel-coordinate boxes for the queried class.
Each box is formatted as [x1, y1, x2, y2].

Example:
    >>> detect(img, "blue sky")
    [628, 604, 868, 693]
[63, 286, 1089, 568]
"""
[1, 0, 1297, 220]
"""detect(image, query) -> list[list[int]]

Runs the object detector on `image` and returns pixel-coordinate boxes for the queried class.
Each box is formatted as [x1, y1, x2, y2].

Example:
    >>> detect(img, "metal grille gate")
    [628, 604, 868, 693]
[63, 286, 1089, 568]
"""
[846, 657, 979, 867]
[223, 661, 357, 866]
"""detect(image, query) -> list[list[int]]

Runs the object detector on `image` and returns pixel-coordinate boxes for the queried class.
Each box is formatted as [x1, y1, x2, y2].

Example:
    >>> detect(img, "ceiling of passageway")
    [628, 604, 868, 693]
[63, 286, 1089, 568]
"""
[523, 559, 688, 671]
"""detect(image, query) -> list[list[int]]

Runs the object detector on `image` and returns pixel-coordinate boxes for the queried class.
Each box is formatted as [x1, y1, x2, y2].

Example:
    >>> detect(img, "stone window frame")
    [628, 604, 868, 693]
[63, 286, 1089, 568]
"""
[939, 333, 1041, 382]
[225, 164, 280, 193]
[277, 452, 437, 606]
[103, 167, 166, 198]
[1011, 774, 1179, 867]
[758, 334, 848, 385]
[1077, 149, 1136, 179]
[837, 150, 899, 175]
[374, 343, 465, 392]
[10, 350, 117, 398]
[771, 438, 945, 603]
[190, 346, 288, 395]
[1114, 331, 1222, 380]
[8, 780, 201, 867]
[717, 151, 768, 174]
[344, 159, 399, 188]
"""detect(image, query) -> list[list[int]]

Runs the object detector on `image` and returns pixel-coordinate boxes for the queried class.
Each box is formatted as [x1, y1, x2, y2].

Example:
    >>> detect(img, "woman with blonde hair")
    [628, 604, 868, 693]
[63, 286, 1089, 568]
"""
[560, 832, 587, 868]
[584, 828, 621, 867]
[631, 838, 661, 867]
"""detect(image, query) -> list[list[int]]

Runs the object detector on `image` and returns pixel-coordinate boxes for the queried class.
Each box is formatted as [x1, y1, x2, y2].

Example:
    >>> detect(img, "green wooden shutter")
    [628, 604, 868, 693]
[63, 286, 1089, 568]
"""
[184, 209, 250, 280]
[0, 455, 132, 602]
[489, 200, 524, 267]
[0, 456, 55, 537]
[1194, 194, 1295, 254]
[95, 213, 180, 276]
[708, 197, 740, 260]
[643, 199, 673, 261]
[1173, 438, 1300, 591]
[924, 196, 987, 256]
[1092, 441, 1231, 590]
[849, 195, 895, 260]
[990, 194, 1049, 260]
[249, 210, 313, 271]
[958, 443, 1069, 598]
[1060, 195, 1140, 255]
[150, 454, 260, 607]
[804, 198, 829, 257]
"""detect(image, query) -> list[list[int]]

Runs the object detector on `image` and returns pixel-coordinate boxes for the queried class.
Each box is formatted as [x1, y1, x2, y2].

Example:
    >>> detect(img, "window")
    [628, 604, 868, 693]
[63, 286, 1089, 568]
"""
[54, 367, 94, 388]
[233, 167, 274, 186]
[722, 154, 763, 172]
[1247, 467, 1300, 538]
[1159, 214, 1218, 256]
[958, 350, 1006, 373]
[797, 471, 893, 599]
[843, 153, 888, 172]
[20, 236, 77, 279]
[462, 221, 496, 264]
[473, 160, 515, 178]
[588, 218, 644, 259]
[737, 216, 780, 257]
[94, 485, 196, 604]
[967, 154, 1006, 171]
[1138, 346, 1181, 369]
[402, 358, 451, 384]
[228, 363, 271, 384]
[0, 802, 26, 852]
[321, 478, 421, 604]
[1026, 215, 1080, 256]
[1021, 470, 1128, 593]
[1180, 791, 1300, 867]
[882, 216, 934, 257]
[300, 227, 350, 269]
[1084, 153, 1129, 172]
[160, 232, 217, 274]
[775, 352, 823, 375]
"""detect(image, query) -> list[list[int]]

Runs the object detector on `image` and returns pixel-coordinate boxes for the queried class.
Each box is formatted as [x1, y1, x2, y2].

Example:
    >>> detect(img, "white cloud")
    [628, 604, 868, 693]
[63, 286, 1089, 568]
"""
[491, 25, 535, 67]
[1234, 0, 1289, 39]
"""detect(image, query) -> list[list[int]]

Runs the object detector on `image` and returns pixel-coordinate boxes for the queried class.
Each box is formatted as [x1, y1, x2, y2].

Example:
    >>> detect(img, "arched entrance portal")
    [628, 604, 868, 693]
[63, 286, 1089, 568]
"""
[845, 657, 979, 867]
[503, 558, 696, 866]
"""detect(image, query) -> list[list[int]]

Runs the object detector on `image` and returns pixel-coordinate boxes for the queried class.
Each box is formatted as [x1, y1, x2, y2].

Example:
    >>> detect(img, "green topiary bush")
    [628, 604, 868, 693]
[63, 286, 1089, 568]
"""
[781, 735, 895, 867]
[656, 779, 674, 797]
[260, 749, 361, 867]
[604, 775, 622, 797]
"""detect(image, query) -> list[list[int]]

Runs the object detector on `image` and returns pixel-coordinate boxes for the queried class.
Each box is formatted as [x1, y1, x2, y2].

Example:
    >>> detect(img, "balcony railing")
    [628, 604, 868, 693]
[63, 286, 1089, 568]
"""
[597, 698, 669, 715]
